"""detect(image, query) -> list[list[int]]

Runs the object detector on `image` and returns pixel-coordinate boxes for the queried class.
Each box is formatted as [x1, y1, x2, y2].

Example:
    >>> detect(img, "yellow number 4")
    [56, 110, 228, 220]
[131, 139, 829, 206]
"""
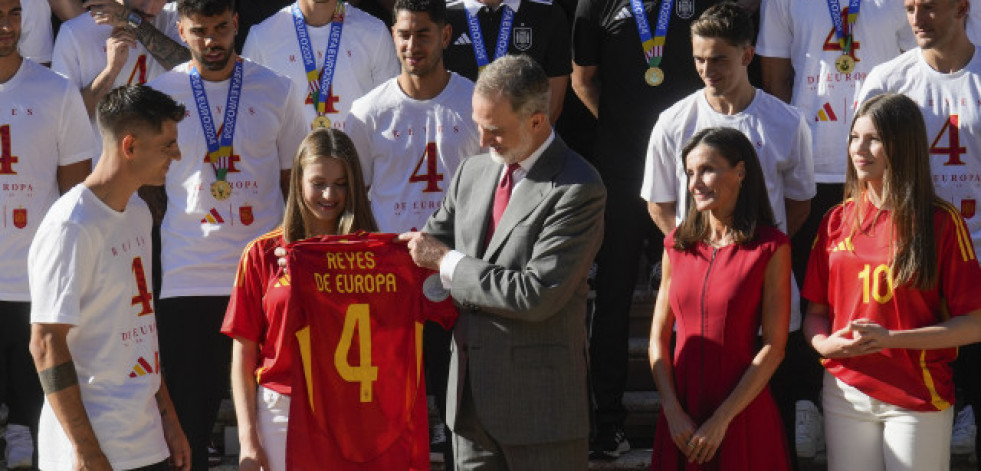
[334, 304, 378, 402]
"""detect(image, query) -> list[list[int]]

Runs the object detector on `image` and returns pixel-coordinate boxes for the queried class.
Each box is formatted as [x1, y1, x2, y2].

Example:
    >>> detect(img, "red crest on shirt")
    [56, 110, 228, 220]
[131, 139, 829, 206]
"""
[240, 205, 254, 226]
[962, 199, 976, 219]
[12, 208, 26, 229]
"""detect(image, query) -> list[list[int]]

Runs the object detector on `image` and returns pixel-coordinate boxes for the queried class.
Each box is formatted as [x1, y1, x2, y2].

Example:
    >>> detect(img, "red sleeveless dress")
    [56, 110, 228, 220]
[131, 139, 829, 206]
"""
[651, 227, 791, 471]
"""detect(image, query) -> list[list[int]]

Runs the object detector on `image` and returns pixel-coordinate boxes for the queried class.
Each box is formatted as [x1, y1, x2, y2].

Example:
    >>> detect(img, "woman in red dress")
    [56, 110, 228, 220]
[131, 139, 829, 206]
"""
[649, 127, 792, 470]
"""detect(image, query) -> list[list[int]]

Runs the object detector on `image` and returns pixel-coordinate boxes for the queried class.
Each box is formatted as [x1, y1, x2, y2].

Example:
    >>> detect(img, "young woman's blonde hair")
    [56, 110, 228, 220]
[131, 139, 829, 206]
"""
[282, 128, 377, 242]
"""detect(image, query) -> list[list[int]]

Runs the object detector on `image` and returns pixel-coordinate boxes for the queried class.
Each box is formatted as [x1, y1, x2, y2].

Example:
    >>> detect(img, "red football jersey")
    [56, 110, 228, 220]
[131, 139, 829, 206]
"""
[803, 198, 981, 411]
[222, 228, 295, 394]
[286, 233, 457, 471]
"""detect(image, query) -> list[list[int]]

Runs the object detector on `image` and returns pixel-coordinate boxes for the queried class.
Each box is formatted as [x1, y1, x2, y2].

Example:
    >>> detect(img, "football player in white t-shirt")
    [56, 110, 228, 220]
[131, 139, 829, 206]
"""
[242, 0, 399, 130]
[640, 5, 815, 459]
[53, 0, 188, 116]
[145, 1, 306, 469]
[29, 85, 190, 471]
[856, 3, 981, 460]
[0, 0, 96, 466]
[347, 0, 479, 234]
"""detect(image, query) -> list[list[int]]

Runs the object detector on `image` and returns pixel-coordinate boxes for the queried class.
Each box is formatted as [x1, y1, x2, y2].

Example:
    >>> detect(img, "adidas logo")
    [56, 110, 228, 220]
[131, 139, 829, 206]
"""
[454, 34, 472, 46]
[201, 208, 225, 224]
[815, 102, 838, 122]
[129, 354, 159, 378]
[614, 6, 632, 21]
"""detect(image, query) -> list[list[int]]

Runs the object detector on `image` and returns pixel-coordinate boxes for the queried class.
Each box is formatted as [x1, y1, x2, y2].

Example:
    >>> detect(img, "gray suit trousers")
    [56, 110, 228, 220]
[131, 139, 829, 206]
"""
[451, 373, 589, 471]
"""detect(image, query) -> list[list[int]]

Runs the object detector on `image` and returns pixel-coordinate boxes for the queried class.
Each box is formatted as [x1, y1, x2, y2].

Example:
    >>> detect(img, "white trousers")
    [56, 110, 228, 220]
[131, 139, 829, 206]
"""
[822, 372, 953, 471]
[257, 386, 290, 471]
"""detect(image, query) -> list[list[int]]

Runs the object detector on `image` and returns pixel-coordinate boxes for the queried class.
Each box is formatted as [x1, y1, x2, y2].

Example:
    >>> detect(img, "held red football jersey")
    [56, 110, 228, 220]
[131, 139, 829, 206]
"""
[802, 198, 981, 411]
[286, 233, 457, 471]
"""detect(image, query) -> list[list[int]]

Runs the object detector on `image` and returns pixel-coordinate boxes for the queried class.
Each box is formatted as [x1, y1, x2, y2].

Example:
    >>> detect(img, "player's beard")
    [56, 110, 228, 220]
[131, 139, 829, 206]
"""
[194, 47, 233, 71]
[0, 33, 18, 57]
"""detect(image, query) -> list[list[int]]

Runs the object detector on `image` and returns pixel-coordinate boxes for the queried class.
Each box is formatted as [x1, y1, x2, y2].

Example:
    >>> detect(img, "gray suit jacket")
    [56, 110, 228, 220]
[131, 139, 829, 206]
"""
[423, 136, 606, 446]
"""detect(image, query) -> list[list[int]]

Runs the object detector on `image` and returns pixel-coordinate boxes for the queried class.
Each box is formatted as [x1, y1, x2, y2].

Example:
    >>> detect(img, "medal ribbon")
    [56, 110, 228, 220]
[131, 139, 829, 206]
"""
[190, 59, 243, 182]
[464, 4, 515, 72]
[645, 0, 674, 68]
[825, 0, 860, 55]
[631, 0, 660, 67]
[292, 1, 346, 117]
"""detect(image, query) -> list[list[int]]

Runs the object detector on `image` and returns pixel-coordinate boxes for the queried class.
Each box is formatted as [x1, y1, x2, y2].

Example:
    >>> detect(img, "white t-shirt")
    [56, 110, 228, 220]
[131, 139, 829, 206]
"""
[757, 0, 913, 183]
[242, 3, 399, 130]
[148, 59, 306, 298]
[640, 89, 815, 330]
[52, 5, 182, 151]
[346, 73, 480, 232]
[0, 59, 98, 301]
[20, 0, 53, 63]
[29, 186, 166, 471]
[856, 48, 981, 257]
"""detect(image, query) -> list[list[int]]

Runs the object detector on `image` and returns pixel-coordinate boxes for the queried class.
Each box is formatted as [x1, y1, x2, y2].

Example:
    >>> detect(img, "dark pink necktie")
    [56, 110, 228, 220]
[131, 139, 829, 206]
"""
[487, 163, 520, 244]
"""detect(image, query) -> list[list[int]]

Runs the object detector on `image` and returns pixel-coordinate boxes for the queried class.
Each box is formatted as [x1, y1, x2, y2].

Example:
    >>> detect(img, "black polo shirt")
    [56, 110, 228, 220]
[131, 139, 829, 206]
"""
[573, 0, 723, 181]
[445, 0, 572, 80]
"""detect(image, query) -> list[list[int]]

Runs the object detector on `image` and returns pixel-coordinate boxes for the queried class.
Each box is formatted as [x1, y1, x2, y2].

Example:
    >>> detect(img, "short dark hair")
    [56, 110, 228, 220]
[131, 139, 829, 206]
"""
[393, 0, 447, 25]
[674, 127, 775, 250]
[177, 0, 235, 17]
[97, 85, 186, 139]
[690, 2, 755, 47]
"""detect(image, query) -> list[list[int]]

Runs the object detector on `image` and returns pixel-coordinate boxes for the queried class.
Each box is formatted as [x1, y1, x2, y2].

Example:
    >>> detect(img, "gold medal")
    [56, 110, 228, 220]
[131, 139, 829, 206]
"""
[644, 67, 664, 87]
[835, 54, 855, 74]
[312, 115, 331, 129]
[211, 180, 232, 201]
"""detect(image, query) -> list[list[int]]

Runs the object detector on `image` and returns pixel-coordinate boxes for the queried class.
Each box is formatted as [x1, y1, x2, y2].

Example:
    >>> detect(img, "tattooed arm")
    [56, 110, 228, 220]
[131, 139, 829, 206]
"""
[29, 323, 112, 471]
[83, 0, 191, 70]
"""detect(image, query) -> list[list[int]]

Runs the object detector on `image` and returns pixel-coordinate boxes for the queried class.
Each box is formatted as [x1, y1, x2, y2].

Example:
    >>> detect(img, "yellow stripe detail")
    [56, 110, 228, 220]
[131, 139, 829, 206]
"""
[937, 202, 974, 262]
[919, 350, 951, 411]
[234, 228, 285, 287]
[295, 326, 315, 412]
[133, 365, 147, 376]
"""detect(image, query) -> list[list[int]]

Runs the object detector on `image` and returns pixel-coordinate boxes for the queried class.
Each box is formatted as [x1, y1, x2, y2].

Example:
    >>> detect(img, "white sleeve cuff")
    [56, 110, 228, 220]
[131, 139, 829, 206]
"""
[439, 250, 466, 290]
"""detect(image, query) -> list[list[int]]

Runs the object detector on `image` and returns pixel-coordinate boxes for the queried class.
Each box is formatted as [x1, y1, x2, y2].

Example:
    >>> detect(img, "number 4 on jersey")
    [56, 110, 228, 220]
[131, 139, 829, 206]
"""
[410, 142, 444, 193]
[335, 303, 378, 402]
[0, 125, 18, 175]
[930, 115, 967, 166]
[131, 257, 154, 316]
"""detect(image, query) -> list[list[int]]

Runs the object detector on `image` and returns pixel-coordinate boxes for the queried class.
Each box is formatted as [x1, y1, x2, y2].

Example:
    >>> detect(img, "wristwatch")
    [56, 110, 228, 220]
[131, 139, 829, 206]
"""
[126, 10, 143, 29]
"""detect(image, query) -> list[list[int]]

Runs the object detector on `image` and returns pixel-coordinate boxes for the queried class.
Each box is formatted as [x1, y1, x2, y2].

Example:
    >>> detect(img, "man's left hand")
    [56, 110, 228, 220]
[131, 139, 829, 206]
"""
[398, 232, 449, 271]
[162, 414, 191, 471]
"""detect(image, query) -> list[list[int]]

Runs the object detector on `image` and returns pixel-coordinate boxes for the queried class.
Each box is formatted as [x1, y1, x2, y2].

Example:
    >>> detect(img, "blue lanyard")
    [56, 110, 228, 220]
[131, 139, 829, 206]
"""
[292, 1, 346, 115]
[189, 59, 243, 179]
[464, 4, 515, 71]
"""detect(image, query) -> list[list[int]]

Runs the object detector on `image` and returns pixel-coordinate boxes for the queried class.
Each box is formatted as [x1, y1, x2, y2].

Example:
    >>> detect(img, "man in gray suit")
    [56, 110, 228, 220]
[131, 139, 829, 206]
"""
[400, 55, 606, 470]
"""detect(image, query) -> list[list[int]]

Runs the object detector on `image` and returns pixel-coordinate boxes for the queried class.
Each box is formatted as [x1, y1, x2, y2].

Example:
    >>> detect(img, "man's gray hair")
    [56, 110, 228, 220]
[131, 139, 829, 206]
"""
[474, 55, 550, 117]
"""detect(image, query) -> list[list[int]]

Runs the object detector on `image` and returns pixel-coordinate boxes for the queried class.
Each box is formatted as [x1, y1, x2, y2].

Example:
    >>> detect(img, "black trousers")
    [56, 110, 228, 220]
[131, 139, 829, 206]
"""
[156, 296, 232, 471]
[0, 301, 42, 430]
[589, 176, 659, 433]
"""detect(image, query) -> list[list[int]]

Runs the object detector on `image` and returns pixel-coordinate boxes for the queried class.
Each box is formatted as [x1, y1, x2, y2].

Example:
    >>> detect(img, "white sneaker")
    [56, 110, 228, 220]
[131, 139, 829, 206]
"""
[5, 423, 33, 469]
[952, 405, 976, 455]
[795, 400, 825, 458]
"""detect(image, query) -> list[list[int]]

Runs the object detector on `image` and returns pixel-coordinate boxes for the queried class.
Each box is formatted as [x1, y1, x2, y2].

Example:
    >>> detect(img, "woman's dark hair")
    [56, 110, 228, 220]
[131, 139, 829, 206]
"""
[674, 127, 775, 250]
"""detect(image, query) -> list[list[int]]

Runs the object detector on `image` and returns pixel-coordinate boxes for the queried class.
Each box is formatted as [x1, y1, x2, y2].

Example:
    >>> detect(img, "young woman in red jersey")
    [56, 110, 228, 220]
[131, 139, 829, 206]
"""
[802, 93, 981, 471]
[221, 129, 377, 471]
[649, 127, 792, 470]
